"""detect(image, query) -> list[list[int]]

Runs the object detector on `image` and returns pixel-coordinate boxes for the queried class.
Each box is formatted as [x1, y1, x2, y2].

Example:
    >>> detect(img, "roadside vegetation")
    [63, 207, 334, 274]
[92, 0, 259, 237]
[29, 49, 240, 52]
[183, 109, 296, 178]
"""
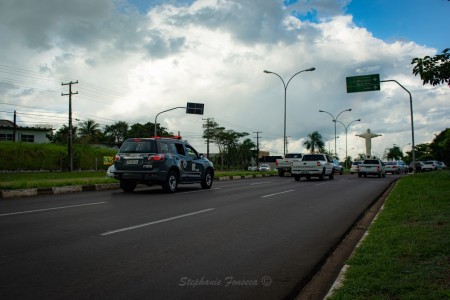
[329, 170, 450, 300]
[0, 170, 277, 190]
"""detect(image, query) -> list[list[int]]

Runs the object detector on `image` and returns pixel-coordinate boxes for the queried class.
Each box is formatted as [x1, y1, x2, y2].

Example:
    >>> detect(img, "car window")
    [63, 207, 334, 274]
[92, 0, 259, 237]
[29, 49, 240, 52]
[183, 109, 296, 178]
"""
[174, 143, 186, 155]
[120, 140, 155, 153]
[185, 145, 198, 159]
[159, 142, 172, 154]
[302, 155, 325, 161]
[364, 160, 379, 164]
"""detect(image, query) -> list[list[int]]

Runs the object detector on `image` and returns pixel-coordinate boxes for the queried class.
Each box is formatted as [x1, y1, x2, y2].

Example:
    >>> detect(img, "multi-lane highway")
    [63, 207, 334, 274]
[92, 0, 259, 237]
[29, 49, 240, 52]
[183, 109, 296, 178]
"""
[0, 174, 399, 299]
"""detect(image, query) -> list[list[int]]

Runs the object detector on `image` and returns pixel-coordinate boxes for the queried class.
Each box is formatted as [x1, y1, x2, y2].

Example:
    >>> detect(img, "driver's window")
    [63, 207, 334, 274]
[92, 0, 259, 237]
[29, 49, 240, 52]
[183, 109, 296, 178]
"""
[185, 145, 198, 159]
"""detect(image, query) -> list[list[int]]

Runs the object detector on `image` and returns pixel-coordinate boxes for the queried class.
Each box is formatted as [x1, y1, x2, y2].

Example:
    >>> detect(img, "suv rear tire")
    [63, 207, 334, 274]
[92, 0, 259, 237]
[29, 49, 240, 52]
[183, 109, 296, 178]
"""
[120, 180, 137, 192]
[162, 170, 178, 193]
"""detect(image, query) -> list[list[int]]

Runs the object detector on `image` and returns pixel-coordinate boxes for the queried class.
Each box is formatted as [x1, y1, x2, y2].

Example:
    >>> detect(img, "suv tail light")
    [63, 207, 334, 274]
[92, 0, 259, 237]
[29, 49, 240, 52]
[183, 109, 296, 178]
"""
[316, 162, 321, 167]
[148, 154, 166, 161]
[114, 154, 120, 161]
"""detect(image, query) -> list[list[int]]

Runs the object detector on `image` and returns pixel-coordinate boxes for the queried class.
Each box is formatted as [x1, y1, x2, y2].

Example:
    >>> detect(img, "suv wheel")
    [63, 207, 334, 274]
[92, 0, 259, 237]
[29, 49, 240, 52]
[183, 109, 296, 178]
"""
[201, 169, 213, 189]
[163, 170, 178, 193]
[120, 180, 137, 192]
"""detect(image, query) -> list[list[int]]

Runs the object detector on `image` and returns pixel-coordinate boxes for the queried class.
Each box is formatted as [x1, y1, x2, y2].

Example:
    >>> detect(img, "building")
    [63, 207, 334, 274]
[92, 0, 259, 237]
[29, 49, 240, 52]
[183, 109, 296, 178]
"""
[0, 120, 53, 143]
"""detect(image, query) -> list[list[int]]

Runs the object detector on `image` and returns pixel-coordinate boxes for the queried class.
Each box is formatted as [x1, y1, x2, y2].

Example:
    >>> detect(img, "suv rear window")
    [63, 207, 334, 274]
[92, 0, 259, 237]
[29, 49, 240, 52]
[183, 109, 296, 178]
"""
[119, 139, 156, 153]
[363, 160, 379, 164]
[302, 154, 326, 161]
[285, 154, 302, 158]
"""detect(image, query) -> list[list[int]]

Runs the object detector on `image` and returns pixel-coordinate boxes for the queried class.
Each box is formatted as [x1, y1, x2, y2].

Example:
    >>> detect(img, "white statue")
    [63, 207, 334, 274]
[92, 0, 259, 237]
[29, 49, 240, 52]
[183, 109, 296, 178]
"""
[356, 129, 382, 157]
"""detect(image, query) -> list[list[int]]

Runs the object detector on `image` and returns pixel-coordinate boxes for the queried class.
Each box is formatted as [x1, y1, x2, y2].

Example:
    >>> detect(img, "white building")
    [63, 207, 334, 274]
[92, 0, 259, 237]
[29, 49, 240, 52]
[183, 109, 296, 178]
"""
[0, 120, 53, 143]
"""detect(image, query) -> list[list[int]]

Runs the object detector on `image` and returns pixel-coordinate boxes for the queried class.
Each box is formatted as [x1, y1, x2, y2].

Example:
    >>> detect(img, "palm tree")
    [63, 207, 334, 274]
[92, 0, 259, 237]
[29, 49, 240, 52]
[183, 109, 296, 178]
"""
[78, 119, 102, 144]
[303, 131, 325, 153]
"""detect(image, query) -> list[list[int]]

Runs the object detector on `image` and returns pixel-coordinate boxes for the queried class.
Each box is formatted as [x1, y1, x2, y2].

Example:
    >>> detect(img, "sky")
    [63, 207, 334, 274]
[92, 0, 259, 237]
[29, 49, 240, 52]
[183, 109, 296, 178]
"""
[0, 0, 449, 160]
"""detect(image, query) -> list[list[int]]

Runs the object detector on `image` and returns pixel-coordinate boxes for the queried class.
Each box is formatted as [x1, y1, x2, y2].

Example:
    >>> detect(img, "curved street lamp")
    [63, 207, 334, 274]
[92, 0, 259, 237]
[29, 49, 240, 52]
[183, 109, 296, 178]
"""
[264, 67, 316, 156]
[334, 118, 361, 168]
[319, 108, 352, 157]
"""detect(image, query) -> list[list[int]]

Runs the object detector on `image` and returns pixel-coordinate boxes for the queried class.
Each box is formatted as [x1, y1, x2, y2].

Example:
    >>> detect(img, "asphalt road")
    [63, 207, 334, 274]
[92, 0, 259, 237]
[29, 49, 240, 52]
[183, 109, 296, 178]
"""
[0, 174, 399, 299]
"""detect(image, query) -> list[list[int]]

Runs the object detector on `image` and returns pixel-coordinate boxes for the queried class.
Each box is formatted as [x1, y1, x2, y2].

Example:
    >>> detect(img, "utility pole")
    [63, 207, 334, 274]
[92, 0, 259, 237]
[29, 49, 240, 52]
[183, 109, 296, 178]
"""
[61, 80, 78, 172]
[13, 110, 17, 142]
[253, 131, 262, 168]
[202, 117, 214, 159]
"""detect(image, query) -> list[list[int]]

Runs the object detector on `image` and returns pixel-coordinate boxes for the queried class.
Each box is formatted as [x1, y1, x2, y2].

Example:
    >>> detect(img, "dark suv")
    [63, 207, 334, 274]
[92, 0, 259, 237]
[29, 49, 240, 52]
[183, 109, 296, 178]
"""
[113, 136, 214, 193]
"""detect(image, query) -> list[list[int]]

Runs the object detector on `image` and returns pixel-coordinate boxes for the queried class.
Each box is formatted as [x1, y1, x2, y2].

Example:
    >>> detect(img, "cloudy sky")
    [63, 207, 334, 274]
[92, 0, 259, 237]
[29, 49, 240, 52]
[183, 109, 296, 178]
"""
[0, 0, 449, 159]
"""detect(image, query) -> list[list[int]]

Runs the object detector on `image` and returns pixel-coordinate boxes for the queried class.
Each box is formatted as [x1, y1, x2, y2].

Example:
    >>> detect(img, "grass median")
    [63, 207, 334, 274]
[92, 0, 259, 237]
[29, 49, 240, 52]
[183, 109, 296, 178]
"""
[328, 170, 450, 299]
[0, 170, 278, 190]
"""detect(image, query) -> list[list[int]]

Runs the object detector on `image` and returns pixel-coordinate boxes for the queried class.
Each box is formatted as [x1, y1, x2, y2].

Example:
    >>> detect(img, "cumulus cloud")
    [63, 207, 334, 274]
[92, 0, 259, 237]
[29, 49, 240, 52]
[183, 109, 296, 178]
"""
[0, 0, 448, 159]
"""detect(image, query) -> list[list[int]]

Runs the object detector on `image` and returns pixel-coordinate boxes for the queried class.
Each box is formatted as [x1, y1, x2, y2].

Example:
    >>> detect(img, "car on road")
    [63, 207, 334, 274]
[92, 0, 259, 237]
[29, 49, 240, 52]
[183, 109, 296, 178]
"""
[384, 160, 408, 174]
[422, 160, 441, 171]
[258, 164, 271, 172]
[331, 159, 344, 175]
[248, 166, 257, 171]
[358, 159, 386, 178]
[350, 161, 362, 174]
[409, 161, 424, 172]
[436, 161, 447, 170]
[113, 136, 214, 193]
[106, 165, 115, 178]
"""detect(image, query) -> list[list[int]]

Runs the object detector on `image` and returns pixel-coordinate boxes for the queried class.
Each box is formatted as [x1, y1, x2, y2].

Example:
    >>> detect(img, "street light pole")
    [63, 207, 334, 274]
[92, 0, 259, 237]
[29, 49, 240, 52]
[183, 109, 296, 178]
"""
[264, 67, 315, 156]
[334, 118, 361, 168]
[380, 79, 416, 175]
[319, 108, 352, 157]
[154, 106, 186, 136]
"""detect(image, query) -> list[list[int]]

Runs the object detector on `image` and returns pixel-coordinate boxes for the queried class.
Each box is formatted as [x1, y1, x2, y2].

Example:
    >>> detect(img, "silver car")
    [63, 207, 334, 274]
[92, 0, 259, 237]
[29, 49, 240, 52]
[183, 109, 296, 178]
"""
[385, 160, 408, 174]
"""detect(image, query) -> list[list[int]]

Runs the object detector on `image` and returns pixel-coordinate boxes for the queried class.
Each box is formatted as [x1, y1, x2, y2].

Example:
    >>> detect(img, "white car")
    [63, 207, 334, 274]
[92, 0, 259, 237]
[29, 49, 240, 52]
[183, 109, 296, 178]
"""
[106, 165, 115, 178]
[350, 161, 362, 174]
[258, 164, 271, 172]
[385, 160, 408, 174]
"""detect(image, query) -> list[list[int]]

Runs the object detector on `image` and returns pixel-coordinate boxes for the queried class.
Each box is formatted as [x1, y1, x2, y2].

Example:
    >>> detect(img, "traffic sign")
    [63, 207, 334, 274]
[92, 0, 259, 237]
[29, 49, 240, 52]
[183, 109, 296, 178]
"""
[186, 102, 204, 115]
[346, 74, 380, 93]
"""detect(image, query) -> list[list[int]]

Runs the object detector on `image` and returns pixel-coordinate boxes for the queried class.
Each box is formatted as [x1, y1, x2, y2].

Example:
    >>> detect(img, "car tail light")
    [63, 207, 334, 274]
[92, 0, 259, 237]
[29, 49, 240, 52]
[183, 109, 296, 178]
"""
[148, 154, 165, 161]
[276, 161, 278, 166]
[114, 154, 120, 161]
[316, 162, 321, 167]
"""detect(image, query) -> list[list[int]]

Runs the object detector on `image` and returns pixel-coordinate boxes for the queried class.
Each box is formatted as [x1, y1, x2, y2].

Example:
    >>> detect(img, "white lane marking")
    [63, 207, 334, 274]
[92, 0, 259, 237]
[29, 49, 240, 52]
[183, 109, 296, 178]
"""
[250, 181, 272, 186]
[261, 190, 294, 198]
[0, 202, 108, 217]
[101, 208, 215, 236]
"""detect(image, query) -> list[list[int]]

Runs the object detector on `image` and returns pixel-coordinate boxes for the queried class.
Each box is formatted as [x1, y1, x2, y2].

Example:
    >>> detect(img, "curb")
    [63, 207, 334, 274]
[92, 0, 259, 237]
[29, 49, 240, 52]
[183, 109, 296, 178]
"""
[0, 183, 120, 199]
[0, 174, 276, 199]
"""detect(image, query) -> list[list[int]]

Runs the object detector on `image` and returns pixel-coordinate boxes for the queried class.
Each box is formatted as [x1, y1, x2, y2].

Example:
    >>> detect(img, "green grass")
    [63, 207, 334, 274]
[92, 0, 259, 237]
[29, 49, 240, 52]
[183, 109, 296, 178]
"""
[0, 170, 277, 190]
[329, 170, 450, 300]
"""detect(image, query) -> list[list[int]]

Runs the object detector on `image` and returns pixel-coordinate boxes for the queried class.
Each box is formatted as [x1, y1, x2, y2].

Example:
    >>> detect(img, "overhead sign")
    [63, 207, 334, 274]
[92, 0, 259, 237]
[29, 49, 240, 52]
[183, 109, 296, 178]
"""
[346, 74, 380, 93]
[186, 102, 204, 115]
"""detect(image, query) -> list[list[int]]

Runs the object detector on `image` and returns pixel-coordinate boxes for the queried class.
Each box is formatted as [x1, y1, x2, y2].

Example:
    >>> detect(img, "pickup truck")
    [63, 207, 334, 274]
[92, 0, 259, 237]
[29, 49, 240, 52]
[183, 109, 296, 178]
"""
[291, 153, 334, 181]
[358, 158, 386, 178]
[275, 153, 303, 177]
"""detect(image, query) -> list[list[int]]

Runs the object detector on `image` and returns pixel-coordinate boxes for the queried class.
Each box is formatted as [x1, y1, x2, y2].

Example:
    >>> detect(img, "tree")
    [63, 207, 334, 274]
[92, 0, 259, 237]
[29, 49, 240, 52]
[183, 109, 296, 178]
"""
[46, 125, 78, 144]
[430, 128, 450, 165]
[412, 48, 450, 87]
[104, 121, 129, 147]
[303, 131, 325, 153]
[385, 145, 404, 161]
[78, 119, 102, 144]
[128, 122, 171, 138]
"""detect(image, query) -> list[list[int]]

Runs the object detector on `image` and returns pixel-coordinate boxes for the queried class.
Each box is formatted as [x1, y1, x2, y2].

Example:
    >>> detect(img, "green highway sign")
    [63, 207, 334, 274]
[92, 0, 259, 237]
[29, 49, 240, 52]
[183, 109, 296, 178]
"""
[346, 74, 380, 93]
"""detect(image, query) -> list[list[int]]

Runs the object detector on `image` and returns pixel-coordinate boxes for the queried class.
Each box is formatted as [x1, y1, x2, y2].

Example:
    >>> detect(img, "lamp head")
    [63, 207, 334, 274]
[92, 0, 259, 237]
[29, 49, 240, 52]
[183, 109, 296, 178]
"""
[347, 108, 352, 112]
[319, 110, 324, 112]
[263, 70, 272, 74]
[306, 67, 316, 71]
